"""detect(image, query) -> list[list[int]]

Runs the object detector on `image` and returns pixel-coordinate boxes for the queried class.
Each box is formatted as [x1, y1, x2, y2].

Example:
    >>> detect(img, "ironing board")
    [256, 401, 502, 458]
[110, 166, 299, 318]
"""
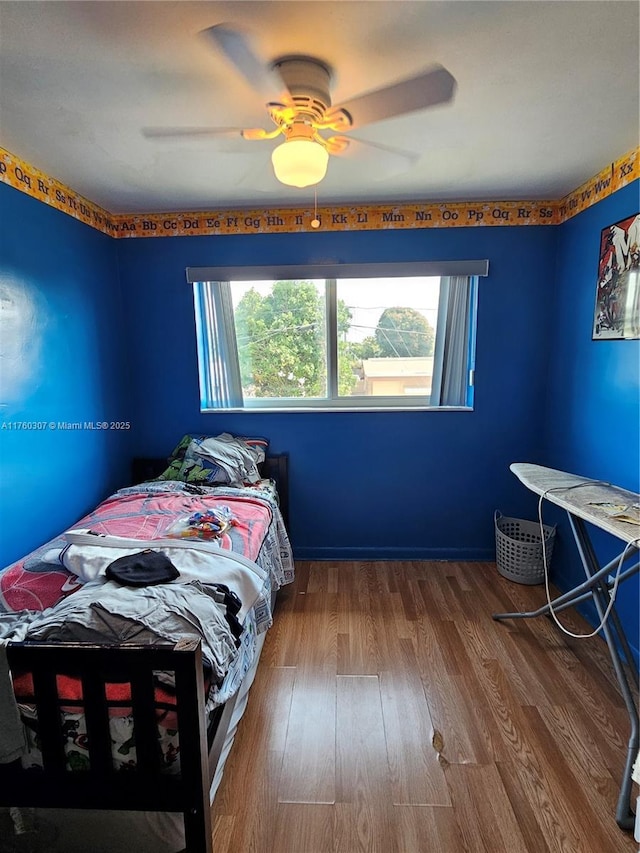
[493, 463, 640, 831]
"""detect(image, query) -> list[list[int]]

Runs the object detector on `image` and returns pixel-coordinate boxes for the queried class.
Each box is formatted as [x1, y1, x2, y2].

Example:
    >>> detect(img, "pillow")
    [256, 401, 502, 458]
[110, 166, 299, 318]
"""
[157, 433, 268, 486]
[167, 434, 193, 464]
[178, 433, 264, 486]
[155, 434, 193, 481]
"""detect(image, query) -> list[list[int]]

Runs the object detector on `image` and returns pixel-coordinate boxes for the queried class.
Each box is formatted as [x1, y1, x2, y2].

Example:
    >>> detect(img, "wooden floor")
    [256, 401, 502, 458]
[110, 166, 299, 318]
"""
[212, 561, 638, 853]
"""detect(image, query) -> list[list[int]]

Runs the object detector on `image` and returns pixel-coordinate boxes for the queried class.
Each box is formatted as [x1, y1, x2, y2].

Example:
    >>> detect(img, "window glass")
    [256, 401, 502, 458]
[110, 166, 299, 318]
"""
[231, 279, 327, 400]
[335, 277, 440, 399]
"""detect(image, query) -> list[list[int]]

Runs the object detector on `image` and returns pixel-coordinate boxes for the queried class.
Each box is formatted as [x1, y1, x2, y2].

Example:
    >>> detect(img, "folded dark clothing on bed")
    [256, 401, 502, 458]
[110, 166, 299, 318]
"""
[211, 584, 243, 645]
[105, 550, 180, 586]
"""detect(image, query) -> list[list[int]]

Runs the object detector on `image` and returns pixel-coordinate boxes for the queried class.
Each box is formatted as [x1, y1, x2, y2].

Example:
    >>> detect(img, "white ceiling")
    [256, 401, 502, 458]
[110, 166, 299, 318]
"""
[0, 1, 638, 214]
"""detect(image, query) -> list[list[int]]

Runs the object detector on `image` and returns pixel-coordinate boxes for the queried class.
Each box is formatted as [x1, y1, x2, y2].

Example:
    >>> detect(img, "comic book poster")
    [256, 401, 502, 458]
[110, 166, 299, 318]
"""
[593, 213, 640, 339]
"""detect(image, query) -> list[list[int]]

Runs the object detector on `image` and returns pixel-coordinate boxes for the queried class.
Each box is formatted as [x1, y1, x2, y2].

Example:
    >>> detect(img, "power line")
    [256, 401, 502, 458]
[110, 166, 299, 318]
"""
[348, 323, 434, 339]
[236, 322, 318, 349]
[344, 304, 435, 312]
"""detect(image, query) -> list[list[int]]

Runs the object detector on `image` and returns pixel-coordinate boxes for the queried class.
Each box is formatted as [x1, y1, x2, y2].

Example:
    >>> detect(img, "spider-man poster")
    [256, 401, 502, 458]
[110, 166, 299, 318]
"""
[593, 212, 640, 339]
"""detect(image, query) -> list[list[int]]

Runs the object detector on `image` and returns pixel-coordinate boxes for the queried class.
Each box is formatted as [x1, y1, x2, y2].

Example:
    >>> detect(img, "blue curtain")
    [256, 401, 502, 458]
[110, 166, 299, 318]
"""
[430, 275, 474, 407]
[193, 281, 243, 409]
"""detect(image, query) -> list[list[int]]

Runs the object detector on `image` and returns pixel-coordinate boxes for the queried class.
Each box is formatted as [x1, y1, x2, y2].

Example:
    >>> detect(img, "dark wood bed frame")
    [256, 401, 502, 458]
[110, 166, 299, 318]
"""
[1, 639, 213, 851]
[0, 453, 289, 853]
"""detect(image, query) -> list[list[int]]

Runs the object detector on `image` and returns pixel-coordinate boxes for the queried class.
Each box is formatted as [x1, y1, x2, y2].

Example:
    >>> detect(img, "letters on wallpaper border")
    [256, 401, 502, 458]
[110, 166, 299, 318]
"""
[0, 146, 637, 240]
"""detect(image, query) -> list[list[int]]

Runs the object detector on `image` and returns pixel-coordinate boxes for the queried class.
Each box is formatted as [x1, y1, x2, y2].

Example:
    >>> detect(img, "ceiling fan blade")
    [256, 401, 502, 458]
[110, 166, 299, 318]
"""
[330, 136, 420, 180]
[201, 24, 288, 101]
[141, 126, 267, 153]
[142, 127, 246, 139]
[329, 66, 456, 130]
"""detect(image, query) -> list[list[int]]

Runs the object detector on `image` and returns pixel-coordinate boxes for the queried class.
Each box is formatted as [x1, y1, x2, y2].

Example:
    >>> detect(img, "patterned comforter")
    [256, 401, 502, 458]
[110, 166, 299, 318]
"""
[1, 478, 292, 615]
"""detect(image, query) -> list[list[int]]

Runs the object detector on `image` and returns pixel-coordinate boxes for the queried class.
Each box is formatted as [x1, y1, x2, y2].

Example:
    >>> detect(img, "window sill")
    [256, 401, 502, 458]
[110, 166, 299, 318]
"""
[200, 405, 474, 414]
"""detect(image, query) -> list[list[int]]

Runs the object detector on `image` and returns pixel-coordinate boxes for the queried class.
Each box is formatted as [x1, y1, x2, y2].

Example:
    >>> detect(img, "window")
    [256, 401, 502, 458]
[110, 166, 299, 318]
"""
[188, 261, 487, 412]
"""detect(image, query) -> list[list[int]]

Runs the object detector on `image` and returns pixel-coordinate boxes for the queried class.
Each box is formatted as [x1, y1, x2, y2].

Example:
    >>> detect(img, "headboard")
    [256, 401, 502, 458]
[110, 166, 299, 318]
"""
[131, 453, 289, 529]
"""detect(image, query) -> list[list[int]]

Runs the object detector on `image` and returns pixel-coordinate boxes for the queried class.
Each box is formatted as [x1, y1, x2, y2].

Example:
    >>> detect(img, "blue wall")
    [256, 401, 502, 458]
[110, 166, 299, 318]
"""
[0, 184, 132, 567]
[542, 181, 639, 661]
[2, 175, 636, 659]
[116, 225, 558, 559]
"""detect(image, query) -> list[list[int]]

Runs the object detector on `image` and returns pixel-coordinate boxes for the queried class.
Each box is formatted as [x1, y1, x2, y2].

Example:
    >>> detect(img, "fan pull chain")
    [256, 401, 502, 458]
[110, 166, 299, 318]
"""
[311, 189, 320, 229]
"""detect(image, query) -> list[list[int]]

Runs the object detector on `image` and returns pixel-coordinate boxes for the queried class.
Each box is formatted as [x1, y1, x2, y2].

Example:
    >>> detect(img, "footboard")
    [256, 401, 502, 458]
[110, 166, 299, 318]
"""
[1, 639, 213, 853]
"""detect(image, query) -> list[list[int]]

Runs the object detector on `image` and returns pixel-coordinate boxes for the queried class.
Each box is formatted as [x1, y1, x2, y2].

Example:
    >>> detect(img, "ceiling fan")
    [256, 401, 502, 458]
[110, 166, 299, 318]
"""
[145, 24, 457, 189]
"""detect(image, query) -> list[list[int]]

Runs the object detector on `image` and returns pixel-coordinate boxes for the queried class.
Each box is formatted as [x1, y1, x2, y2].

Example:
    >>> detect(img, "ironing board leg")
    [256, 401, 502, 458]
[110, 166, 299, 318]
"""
[493, 511, 639, 831]
[568, 516, 638, 830]
[491, 550, 632, 622]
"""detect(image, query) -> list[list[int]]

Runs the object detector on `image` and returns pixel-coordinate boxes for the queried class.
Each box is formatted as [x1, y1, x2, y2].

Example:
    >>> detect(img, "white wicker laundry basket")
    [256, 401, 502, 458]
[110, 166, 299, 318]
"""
[494, 511, 556, 585]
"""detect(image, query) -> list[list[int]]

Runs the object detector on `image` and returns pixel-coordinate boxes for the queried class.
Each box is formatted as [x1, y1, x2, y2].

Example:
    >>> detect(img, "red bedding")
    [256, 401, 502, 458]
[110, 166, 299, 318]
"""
[0, 485, 272, 614]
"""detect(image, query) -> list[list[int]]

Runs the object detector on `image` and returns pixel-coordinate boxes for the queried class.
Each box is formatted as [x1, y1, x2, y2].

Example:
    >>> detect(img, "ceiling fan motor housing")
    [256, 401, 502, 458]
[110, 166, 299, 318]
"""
[272, 56, 332, 120]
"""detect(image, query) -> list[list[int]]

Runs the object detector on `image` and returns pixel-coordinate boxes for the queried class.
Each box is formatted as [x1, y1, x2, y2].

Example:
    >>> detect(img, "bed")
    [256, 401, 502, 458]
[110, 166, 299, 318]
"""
[0, 434, 293, 853]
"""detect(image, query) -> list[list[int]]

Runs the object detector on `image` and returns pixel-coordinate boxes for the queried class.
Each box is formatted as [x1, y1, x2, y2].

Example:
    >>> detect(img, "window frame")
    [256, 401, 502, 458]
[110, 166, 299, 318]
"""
[188, 260, 488, 413]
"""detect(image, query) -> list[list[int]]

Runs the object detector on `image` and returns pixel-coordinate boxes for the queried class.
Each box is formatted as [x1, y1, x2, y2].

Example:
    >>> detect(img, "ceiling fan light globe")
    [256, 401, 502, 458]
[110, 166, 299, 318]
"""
[271, 139, 329, 188]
